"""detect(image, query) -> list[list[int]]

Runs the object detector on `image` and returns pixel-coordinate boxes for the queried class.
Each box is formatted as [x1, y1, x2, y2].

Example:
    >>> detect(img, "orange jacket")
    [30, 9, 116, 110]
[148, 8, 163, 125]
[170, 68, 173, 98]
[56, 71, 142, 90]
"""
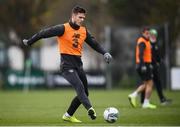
[57, 23, 86, 56]
[136, 37, 152, 63]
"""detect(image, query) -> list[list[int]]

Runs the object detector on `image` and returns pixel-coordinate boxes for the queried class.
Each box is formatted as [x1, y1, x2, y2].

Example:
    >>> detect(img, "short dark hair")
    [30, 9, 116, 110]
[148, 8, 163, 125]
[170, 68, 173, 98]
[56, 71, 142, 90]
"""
[141, 26, 150, 33]
[72, 5, 86, 14]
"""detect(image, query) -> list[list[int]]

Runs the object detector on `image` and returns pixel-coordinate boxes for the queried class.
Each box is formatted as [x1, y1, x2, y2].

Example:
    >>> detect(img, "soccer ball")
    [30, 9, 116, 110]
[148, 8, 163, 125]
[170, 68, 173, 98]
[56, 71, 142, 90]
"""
[103, 107, 119, 123]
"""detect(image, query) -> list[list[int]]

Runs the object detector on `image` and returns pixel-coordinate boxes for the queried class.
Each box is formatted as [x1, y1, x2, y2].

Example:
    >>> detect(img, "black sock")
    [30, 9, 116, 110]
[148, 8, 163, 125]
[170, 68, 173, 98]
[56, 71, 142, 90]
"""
[141, 91, 145, 104]
[67, 96, 81, 116]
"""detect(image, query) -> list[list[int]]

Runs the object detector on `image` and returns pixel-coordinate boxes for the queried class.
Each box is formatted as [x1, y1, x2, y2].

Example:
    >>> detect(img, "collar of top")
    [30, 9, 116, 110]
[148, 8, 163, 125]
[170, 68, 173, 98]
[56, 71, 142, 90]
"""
[69, 20, 80, 30]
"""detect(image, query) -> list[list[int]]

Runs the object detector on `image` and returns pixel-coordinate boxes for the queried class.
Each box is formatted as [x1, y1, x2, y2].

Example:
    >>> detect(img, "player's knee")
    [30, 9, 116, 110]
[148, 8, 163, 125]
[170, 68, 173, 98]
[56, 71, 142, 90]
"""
[76, 86, 85, 96]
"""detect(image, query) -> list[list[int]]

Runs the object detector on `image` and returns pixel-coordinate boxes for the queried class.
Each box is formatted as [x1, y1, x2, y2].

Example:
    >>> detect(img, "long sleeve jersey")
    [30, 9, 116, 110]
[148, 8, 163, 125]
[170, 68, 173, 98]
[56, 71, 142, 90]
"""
[26, 21, 106, 70]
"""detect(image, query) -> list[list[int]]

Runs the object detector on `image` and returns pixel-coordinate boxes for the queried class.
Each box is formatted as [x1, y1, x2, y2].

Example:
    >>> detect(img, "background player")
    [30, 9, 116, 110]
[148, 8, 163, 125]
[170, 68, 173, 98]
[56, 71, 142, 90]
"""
[140, 28, 172, 105]
[128, 27, 156, 109]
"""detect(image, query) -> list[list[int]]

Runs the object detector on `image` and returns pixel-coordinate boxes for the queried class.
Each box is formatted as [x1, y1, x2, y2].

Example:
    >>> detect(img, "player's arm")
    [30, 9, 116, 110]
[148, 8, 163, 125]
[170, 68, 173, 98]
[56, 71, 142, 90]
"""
[23, 25, 65, 46]
[138, 42, 146, 65]
[85, 31, 106, 55]
[85, 30, 112, 63]
[155, 43, 161, 64]
[138, 42, 147, 72]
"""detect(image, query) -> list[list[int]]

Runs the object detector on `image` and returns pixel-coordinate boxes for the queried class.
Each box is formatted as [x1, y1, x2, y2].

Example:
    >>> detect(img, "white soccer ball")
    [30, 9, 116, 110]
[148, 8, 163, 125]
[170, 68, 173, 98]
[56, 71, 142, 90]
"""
[103, 107, 119, 123]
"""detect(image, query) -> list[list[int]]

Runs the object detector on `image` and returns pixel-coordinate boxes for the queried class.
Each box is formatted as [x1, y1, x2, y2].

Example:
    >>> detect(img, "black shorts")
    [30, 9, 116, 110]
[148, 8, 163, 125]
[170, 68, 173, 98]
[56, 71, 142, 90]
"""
[136, 63, 153, 81]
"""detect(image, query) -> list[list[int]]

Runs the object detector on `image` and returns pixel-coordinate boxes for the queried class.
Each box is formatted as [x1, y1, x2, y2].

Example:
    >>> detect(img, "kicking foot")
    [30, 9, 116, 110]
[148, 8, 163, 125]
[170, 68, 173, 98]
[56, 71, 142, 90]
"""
[88, 107, 96, 120]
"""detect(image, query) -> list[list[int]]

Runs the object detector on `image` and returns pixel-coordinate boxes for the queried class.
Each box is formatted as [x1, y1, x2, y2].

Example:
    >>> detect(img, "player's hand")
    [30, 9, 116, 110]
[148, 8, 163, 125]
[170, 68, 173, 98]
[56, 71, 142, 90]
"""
[156, 62, 160, 67]
[104, 52, 112, 64]
[140, 65, 147, 73]
[149, 64, 153, 69]
[23, 39, 29, 46]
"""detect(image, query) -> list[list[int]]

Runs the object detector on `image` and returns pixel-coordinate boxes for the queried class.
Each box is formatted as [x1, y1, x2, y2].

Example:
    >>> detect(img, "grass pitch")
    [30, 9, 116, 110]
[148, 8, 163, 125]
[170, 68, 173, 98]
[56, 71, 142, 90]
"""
[0, 89, 180, 126]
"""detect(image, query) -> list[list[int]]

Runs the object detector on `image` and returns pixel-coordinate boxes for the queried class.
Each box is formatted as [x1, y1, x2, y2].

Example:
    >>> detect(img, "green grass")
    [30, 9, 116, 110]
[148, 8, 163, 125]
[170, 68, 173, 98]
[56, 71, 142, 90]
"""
[0, 89, 180, 126]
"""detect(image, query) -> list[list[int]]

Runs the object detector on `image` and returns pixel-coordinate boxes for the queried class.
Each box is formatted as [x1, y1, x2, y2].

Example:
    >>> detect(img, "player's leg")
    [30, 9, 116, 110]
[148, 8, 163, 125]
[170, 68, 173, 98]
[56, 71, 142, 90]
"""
[62, 69, 92, 109]
[77, 67, 89, 96]
[144, 80, 153, 99]
[62, 96, 82, 123]
[66, 96, 81, 116]
[142, 65, 156, 109]
[62, 69, 92, 122]
[128, 66, 146, 107]
[65, 68, 90, 118]
[142, 80, 156, 109]
[153, 67, 165, 101]
[128, 83, 145, 107]
[153, 66, 172, 105]
[77, 67, 96, 120]
[140, 90, 145, 104]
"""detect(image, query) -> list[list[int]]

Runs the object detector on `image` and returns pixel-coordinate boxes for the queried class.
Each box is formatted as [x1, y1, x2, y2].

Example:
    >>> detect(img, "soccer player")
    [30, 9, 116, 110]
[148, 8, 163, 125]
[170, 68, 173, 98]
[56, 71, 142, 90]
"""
[140, 29, 172, 105]
[128, 27, 156, 109]
[23, 6, 112, 122]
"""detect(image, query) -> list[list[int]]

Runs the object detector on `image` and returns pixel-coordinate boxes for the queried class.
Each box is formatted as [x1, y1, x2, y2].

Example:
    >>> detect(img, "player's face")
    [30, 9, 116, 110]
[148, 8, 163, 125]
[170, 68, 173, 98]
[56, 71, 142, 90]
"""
[143, 30, 150, 39]
[150, 34, 157, 43]
[72, 13, 86, 26]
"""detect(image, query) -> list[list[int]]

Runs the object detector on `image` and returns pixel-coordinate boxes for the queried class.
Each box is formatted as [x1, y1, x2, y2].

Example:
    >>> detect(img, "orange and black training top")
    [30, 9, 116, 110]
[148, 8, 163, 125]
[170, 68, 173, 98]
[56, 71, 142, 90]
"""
[26, 21, 106, 69]
[57, 23, 86, 56]
[136, 36, 152, 64]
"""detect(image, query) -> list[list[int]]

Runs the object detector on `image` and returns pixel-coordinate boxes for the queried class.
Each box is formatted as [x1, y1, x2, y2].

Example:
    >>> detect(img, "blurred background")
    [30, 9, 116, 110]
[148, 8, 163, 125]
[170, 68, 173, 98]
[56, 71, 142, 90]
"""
[0, 0, 180, 91]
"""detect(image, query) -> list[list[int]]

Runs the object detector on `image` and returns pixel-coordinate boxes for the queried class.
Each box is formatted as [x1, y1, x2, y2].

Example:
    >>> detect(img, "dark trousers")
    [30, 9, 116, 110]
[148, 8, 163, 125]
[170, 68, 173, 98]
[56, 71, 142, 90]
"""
[62, 68, 91, 116]
[141, 64, 165, 103]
